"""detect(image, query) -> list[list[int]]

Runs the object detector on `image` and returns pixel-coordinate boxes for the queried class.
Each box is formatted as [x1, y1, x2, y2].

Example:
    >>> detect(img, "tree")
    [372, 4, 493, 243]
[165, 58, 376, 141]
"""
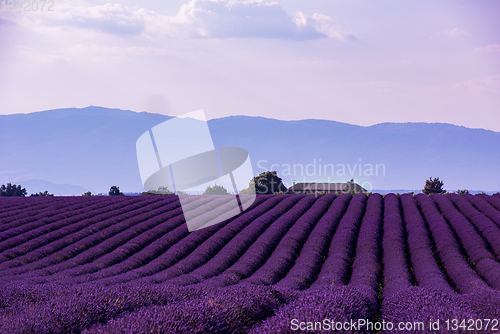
[109, 186, 124, 196]
[203, 184, 229, 195]
[0, 183, 27, 197]
[141, 186, 175, 195]
[250, 171, 287, 195]
[238, 185, 255, 195]
[456, 189, 469, 195]
[83, 191, 92, 196]
[423, 177, 445, 195]
[30, 191, 54, 197]
[157, 186, 172, 194]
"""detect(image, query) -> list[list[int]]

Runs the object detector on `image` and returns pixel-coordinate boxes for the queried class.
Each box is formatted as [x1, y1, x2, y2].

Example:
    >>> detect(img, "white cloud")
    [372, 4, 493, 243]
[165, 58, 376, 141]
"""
[0, 16, 15, 26]
[443, 28, 468, 37]
[25, 3, 151, 35]
[432, 27, 469, 39]
[454, 75, 500, 87]
[453, 75, 500, 96]
[474, 44, 500, 53]
[15, 44, 175, 65]
[8, 0, 353, 41]
[293, 11, 354, 41]
[167, 0, 353, 40]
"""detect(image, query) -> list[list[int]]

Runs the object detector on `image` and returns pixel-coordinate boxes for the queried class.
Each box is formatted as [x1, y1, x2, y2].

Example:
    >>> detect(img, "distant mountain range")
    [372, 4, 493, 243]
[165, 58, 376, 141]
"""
[1, 106, 498, 195]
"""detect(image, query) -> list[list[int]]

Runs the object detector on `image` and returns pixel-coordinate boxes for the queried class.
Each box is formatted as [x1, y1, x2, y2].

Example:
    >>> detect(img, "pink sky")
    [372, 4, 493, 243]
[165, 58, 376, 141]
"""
[0, 0, 499, 131]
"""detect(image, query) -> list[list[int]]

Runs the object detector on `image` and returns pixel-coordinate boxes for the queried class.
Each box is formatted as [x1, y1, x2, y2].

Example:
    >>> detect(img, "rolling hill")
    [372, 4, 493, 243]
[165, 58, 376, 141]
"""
[1, 106, 498, 194]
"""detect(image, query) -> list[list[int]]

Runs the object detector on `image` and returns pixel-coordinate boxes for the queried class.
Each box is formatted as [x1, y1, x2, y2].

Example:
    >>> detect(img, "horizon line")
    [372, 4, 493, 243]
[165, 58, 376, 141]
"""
[1, 105, 498, 133]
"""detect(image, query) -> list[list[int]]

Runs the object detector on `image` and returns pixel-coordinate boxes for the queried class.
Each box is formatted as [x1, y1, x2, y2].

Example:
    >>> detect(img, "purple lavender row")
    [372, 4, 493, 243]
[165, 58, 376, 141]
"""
[0, 196, 127, 242]
[250, 286, 376, 333]
[241, 194, 336, 287]
[383, 195, 484, 330]
[381, 287, 479, 334]
[0, 195, 76, 215]
[274, 193, 350, 290]
[0, 197, 152, 254]
[400, 194, 454, 293]
[95, 195, 274, 285]
[0, 196, 131, 228]
[0, 197, 77, 224]
[0, 282, 239, 334]
[154, 195, 304, 285]
[0, 197, 190, 281]
[464, 194, 500, 227]
[429, 193, 500, 290]
[68, 196, 257, 283]
[0, 196, 198, 280]
[41, 196, 226, 281]
[0, 197, 45, 216]
[0, 197, 183, 277]
[448, 193, 500, 261]
[283, 195, 382, 334]
[381, 193, 413, 299]
[310, 193, 367, 288]
[0, 197, 42, 214]
[482, 194, 500, 211]
[80, 285, 283, 334]
[0, 197, 174, 271]
[259, 195, 383, 334]
[417, 194, 494, 292]
[0, 197, 167, 267]
[348, 193, 383, 301]
[0, 197, 112, 235]
[180, 194, 253, 231]
[203, 194, 320, 287]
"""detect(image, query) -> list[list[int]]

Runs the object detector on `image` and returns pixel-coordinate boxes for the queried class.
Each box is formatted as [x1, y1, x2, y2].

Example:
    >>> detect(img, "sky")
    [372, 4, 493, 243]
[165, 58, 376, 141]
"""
[0, 0, 499, 131]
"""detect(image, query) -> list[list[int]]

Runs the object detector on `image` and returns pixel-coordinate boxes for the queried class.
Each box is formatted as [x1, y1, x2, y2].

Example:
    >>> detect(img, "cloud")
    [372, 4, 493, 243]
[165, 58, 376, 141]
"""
[443, 28, 468, 37]
[15, 44, 175, 65]
[453, 75, 500, 96]
[432, 27, 469, 39]
[0, 16, 15, 26]
[454, 75, 500, 87]
[13, 0, 353, 41]
[474, 44, 500, 53]
[43, 3, 149, 35]
[155, 0, 354, 40]
[292, 11, 354, 41]
[172, 0, 305, 39]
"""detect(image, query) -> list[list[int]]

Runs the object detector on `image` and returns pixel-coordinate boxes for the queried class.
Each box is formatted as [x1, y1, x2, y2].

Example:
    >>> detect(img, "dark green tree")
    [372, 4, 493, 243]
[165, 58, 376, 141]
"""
[423, 177, 445, 194]
[30, 191, 54, 197]
[109, 186, 124, 196]
[0, 183, 27, 197]
[251, 171, 287, 195]
[82, 191, 92, 196]
[203, 184, 229, 195]
[456, 189, 469, 195]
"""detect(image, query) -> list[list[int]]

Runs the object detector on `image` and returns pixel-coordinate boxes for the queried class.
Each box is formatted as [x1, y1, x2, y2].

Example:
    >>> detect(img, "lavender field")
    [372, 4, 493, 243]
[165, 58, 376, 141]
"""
[1, 193, 500, 333]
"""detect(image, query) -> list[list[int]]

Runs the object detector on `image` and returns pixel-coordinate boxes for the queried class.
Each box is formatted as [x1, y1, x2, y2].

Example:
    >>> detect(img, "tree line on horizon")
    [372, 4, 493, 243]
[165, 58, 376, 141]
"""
[0, 176, 486, 197]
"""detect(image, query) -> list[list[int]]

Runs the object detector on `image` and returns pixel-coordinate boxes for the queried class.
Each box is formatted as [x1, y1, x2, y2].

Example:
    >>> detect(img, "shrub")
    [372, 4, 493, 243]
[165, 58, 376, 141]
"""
[30, 191, 54, 197]
[0, 183, 27, 197]
[109, 186, 124, 196]
[203, 184, 229, 195]
[422, 177, 445, 194]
